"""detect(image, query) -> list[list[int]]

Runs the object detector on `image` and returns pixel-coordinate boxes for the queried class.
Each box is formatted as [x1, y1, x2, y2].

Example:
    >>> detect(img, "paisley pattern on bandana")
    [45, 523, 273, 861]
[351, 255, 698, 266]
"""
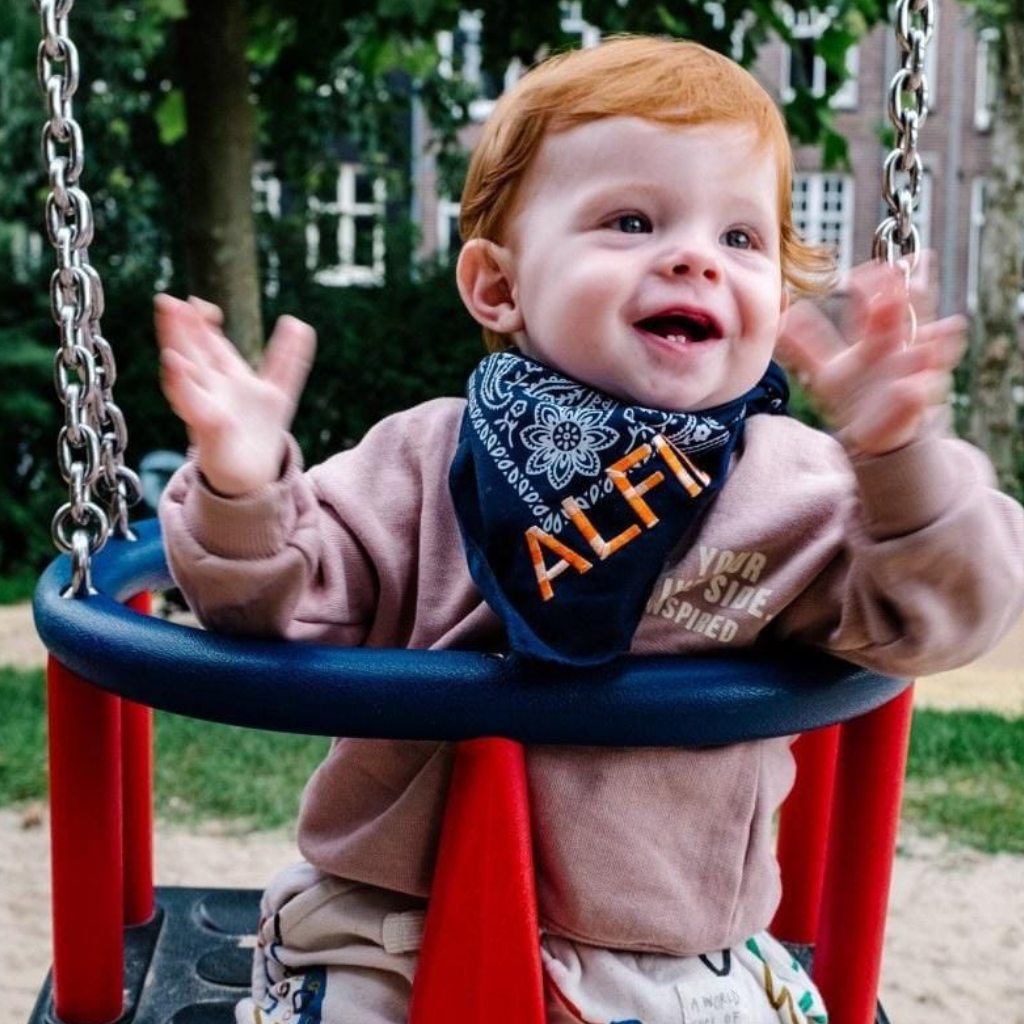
[450, 350, 788, 665]
[467, 353, 742, 536]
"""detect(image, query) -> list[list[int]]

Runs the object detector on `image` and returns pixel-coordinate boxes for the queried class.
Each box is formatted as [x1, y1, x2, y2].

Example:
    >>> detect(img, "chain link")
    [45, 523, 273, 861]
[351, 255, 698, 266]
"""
[35, 0, 141, 596]
[876, 0, 933, 274]
[874, 0, 934, 338]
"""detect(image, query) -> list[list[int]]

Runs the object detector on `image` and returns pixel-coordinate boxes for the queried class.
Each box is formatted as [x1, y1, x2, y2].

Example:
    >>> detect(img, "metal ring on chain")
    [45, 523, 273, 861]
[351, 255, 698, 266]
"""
[45, 187, 93, 250]
[52, 501, 109, 556]
[888, 68, 929, 131]
[42, 120, 84, 184]
[37, 36, 79, 103]
[872, 217, 921, 270]
[896, 0, 935, 49]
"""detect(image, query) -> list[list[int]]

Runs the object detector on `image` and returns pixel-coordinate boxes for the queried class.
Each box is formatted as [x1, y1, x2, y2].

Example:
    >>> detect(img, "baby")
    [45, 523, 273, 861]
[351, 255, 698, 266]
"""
[157, 36, 1024, 1024]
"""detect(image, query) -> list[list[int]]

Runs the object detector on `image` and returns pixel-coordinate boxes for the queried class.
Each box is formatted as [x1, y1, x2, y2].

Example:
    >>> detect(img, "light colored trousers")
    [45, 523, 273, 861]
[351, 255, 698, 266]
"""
[236, 862, 827, 1024]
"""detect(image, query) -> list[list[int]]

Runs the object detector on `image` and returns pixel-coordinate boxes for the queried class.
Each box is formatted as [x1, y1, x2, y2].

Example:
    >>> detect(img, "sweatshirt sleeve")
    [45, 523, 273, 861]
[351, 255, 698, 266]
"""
[158, 398, 467, 648]
[769, 430, 1024, 677]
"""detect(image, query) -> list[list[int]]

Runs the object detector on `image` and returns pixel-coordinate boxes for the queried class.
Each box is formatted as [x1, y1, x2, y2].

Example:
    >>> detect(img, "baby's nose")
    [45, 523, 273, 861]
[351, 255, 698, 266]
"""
[663, 249, 721, 282]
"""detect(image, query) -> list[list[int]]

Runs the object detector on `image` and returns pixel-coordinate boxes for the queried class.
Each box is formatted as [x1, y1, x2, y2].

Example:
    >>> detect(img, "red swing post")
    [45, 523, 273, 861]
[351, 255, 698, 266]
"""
[47, 592, 155, 1024]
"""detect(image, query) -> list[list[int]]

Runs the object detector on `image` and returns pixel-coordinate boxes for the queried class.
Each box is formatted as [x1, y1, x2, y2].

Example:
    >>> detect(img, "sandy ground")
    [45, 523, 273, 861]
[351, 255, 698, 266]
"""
[3, 603, 1024, 1021]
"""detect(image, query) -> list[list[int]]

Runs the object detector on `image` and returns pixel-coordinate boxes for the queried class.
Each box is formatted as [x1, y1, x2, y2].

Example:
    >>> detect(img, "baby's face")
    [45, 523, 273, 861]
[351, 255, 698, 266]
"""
[504, 118, 787, 411]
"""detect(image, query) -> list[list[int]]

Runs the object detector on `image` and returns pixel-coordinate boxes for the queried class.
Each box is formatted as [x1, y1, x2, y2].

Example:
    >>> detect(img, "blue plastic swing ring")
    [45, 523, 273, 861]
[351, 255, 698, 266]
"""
[33, 518, 909, 745]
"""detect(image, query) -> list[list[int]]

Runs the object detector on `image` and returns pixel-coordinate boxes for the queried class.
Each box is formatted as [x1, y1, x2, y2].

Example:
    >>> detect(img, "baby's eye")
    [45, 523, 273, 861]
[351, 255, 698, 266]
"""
[612, 213, 652, 234]
[722, 227, 755, 249]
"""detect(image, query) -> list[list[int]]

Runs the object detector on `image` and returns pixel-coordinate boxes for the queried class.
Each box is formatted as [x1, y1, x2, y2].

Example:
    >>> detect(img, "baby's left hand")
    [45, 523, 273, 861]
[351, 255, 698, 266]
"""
[777, 258, 967, 457]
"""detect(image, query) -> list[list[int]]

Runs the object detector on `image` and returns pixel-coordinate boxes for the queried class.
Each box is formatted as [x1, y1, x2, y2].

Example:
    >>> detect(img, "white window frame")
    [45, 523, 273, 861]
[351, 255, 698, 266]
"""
[791, 172, 855, 273]
[437, 10, 483, 86]
[701, 1, 752, 60]
[436, 197, 462, 259]
[437, 10, 507, 122]
[915, 168, 933, 254]
[560, 1, 601, 49]
[924, 2, 939, 112]
[967, 176, 985, 313]
[252, 161, 283, 297]
[306, 163, 386, 288]
[779, 7, 859, 110]
[438, 5, 599, 122]
[974, 26, 999, 132]
[252, 160, 282, 219]
[888, 167, 933, 258]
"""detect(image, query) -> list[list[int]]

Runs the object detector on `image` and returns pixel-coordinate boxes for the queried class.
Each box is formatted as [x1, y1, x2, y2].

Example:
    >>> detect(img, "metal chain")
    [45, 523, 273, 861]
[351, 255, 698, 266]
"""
[35, 0, 141, 596]
[874, 0, 934, 346]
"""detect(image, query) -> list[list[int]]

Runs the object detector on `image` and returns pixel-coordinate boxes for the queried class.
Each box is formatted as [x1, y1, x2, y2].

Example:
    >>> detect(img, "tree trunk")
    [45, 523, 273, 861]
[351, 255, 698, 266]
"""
[969, 19, 1024, 495]
[180, 0, 263, 362]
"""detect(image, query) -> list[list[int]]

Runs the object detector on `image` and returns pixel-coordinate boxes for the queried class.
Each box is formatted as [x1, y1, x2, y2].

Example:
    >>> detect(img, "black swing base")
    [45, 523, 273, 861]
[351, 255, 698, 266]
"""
[28, 888, 259, 1024]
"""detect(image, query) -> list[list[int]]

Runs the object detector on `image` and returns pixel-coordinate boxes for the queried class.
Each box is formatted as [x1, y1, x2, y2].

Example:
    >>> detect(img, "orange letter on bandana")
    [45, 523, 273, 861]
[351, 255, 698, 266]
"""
[607, 444, 665, 528]
[652, 434, 711, 496]
[525, 526, 593, 601]
[562, 496, 641, 559]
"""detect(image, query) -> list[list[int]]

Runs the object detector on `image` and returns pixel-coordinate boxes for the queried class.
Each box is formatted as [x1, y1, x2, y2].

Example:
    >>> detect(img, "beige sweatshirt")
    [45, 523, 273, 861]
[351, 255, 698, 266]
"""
[161, 398, 1024, 955]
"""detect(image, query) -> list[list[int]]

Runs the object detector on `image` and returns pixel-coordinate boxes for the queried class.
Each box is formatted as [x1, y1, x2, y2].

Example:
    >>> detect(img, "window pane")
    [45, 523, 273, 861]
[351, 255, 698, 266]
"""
[791, 178, 811, 218]
[354, 217, 376, 267]
[317, 216, 341, 268]
[790, 39, 816, 93]
[355, 172, 376, 205]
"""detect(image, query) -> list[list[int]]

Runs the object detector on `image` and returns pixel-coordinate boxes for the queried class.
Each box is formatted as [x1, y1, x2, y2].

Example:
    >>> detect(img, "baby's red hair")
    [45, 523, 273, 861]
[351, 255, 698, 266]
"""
[459, 35, 835, 350]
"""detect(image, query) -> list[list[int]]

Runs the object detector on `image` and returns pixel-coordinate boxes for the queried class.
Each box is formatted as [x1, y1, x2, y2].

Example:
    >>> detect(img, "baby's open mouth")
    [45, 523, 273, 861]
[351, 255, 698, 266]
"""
[635, 311, 722, 343]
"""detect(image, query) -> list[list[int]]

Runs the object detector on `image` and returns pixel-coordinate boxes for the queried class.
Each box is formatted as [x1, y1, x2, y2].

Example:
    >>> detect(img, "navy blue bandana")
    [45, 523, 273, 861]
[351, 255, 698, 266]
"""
[449, 351, 789, 665]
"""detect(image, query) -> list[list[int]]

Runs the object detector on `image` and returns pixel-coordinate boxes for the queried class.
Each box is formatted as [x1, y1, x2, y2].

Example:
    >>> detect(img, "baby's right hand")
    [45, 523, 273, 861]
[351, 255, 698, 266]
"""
[155, 294, 316, 496]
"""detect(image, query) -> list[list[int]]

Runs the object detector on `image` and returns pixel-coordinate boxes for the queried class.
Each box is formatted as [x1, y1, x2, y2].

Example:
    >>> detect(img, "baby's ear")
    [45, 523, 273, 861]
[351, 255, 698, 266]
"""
[456, 239, 524, 334]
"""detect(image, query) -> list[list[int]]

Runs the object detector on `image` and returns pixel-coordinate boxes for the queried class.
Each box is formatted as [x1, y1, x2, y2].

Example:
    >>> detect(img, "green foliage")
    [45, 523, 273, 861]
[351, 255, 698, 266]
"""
[155, 89, 187, 145]
[0, 571, 38, 605]
[273, 255, 484, 463]
[960, 0, 1015, 31]
[0, 2, 186, 576]
[0, 310, 66, 576]
[785, 376, 827, 431]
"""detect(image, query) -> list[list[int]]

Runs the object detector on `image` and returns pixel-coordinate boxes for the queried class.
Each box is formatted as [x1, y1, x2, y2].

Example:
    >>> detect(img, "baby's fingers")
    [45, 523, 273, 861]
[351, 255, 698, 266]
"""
[187, 295, 225, 330]
[912, 314, 968, 371]
[159, 346, 228, 435]
[846, 368, 952, 455]
[906, 250, 939, 325]
[260, 315, 316, 405]
[155, 294, 246, 376]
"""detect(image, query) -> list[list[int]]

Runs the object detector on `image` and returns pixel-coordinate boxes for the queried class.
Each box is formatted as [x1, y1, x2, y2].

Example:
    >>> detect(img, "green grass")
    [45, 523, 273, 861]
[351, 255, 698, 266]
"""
[0, 667, 48, 803]
[0, 666, 328, 831]
[902, 709, 1024, 854]
[2, 666, 1022, 850]
[152, 714, 329, 830]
